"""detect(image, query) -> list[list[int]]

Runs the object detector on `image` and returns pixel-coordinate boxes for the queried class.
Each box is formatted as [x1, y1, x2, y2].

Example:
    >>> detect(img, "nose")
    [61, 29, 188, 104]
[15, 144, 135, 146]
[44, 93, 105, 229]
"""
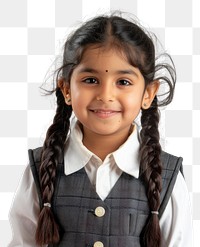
[96, 83, 115, 102]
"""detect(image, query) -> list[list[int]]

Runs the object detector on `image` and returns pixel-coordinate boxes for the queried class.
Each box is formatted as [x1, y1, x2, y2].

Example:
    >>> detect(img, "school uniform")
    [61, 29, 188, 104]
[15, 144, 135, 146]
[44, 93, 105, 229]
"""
[8, 120, 193, 247]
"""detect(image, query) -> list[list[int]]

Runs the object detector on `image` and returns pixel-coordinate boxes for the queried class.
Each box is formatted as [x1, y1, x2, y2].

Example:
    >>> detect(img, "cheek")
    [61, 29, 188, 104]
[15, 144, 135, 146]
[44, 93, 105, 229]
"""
[70, 84, 82, 103]
[123, 94, 143, 110]
[70, 88, 89, 115]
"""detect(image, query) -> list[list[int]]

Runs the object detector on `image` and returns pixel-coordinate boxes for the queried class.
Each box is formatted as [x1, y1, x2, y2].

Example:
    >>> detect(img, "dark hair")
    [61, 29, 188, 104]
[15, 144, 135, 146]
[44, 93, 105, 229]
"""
[36, 13, 176, 246]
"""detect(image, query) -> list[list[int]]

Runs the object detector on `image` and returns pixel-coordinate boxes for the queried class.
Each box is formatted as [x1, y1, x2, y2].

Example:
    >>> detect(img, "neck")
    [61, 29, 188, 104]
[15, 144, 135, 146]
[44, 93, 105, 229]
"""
[82, 125, 134, 161]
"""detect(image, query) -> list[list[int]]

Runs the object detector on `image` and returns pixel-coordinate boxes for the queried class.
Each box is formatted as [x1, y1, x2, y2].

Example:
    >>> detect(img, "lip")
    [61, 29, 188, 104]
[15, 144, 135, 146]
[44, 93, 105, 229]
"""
[89, 109, 121, 119]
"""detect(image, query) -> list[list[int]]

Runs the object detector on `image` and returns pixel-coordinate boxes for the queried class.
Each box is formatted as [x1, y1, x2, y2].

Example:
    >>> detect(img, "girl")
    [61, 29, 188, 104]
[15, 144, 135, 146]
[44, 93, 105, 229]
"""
[9, 14, 192, 247]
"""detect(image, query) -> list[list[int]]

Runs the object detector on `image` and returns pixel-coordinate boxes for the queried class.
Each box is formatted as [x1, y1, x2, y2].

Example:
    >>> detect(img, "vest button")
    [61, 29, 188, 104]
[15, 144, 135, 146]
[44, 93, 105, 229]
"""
[93, 241, 104, 247]
[95, 206, 105, 217]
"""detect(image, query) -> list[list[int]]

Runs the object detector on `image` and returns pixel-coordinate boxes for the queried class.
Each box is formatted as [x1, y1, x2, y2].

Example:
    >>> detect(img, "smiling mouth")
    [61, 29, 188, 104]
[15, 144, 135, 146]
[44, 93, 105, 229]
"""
[90, 109, 121, 118]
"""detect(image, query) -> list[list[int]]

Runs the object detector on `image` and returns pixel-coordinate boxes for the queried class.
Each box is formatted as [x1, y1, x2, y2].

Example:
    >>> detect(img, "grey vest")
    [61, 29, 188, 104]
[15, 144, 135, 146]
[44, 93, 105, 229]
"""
[28, 147, 183, 247]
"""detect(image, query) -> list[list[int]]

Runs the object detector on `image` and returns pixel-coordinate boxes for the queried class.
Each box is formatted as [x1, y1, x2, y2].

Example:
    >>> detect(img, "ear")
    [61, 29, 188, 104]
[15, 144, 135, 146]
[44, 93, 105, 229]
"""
[57, 78, 71, 105]
[142, 80, 160, 109]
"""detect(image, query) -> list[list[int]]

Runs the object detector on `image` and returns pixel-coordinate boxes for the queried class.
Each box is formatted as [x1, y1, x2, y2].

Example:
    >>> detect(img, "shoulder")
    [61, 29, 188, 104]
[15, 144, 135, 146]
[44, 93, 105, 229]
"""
[160, 171, 193, 246]
[28, 147, 43, 208]
[28, 147, 43, 165]
[159, 151, 184, 217]
[160, 150, 183, 174]
[161, 150, 182, 164]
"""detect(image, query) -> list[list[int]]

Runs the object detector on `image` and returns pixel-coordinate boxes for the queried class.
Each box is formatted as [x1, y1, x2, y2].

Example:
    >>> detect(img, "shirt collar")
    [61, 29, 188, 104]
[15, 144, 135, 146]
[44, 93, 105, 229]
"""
[63, 120, 93, 175]
[112, 125, 140, 178]
[64, 119, 140, 178]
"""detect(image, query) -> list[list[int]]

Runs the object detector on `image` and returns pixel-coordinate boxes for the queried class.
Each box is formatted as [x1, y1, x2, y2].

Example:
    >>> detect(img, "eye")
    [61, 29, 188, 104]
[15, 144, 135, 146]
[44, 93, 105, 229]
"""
[117, 79, 132, 86]
[82, 77, 98, 84]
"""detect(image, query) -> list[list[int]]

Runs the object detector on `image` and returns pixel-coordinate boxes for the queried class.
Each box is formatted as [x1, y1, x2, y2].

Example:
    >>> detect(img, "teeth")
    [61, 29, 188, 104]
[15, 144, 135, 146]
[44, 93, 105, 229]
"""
[93, 110, 112, 113]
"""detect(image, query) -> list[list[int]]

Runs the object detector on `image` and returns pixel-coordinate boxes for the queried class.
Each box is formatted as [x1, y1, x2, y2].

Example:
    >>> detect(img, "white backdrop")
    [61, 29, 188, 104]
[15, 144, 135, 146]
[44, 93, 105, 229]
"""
[0, 0, 199, 246]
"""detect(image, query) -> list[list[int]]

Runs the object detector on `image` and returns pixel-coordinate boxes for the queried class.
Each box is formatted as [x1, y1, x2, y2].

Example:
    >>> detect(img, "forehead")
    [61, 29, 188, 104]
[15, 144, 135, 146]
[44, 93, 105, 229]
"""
[82, 44, 126, 59]
[78, 45, 133, 71]
[71, 45, 144, 81]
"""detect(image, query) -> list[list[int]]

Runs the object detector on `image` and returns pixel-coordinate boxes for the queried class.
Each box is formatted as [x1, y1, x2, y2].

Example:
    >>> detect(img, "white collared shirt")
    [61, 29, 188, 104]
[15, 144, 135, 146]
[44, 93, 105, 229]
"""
[64, 121, 140, 200]
[8, 120, 193, 247]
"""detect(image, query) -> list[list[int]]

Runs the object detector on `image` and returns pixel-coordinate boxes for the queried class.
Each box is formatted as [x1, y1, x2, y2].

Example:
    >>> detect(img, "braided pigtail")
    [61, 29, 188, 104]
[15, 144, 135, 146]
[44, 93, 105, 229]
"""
[35, 88, 72, 246]
[139, 97, 162, 247]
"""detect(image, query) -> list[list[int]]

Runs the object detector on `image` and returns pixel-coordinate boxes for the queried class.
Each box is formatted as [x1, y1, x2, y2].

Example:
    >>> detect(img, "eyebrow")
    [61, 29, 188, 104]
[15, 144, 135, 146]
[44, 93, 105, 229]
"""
[116, 69, 138, 77]
[78, 67, 139, 77]
[79, 68, 98, 73]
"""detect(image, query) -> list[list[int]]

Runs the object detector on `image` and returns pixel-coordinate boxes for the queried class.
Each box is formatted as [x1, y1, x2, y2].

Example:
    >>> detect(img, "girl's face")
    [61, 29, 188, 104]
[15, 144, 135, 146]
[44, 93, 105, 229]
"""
[61, 46, 158, 140]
